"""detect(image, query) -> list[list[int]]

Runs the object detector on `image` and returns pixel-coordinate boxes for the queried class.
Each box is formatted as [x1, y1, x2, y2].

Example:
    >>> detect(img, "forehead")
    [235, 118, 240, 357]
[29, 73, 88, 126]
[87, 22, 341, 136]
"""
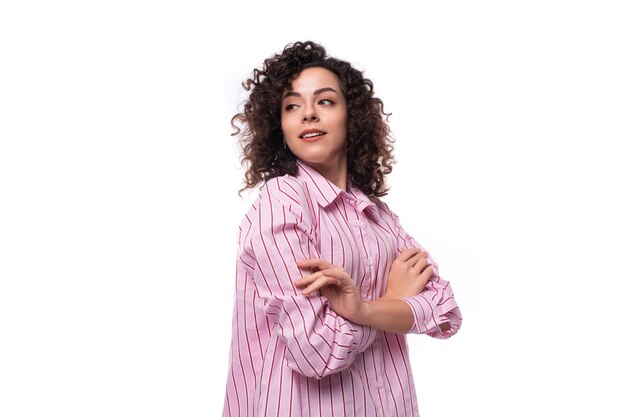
[287, 67, 341, 91]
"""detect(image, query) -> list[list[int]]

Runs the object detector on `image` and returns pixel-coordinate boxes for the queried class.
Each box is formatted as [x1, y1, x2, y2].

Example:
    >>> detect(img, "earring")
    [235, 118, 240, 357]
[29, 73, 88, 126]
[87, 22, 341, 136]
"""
[282, 136, 287, 149]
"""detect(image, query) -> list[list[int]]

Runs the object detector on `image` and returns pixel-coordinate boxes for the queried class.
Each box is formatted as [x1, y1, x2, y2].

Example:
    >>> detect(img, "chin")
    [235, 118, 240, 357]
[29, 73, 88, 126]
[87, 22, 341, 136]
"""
[295, 147, 342, 162]
[295, 153, 332, 165]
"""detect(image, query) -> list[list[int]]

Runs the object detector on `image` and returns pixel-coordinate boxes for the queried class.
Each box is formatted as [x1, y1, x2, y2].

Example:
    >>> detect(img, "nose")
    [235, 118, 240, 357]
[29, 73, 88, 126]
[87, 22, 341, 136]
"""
[302, 108, 318, 123]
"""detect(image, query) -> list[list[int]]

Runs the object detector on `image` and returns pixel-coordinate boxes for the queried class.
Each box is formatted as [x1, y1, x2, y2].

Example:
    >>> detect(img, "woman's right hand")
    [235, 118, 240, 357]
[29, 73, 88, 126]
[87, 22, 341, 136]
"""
[382, 248, 435, 300]
[295, 258, 364, 323]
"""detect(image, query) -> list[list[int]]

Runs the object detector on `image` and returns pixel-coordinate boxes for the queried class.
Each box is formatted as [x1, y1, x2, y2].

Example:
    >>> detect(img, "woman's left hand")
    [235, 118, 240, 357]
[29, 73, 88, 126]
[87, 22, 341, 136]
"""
[295, 258, 364, 322]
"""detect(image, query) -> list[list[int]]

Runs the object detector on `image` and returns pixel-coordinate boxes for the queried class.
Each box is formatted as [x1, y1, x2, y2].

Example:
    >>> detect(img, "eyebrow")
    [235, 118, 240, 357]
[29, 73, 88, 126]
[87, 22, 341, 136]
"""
[282, 87, 338, 100]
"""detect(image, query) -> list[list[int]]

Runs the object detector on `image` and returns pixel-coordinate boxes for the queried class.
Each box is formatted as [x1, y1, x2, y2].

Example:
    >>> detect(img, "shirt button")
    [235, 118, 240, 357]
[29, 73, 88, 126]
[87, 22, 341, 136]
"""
[355, 220, 363, 228]
[376, 380, 384, 388]
[366, 258, 373, 267]
[423, 319, 429, 327]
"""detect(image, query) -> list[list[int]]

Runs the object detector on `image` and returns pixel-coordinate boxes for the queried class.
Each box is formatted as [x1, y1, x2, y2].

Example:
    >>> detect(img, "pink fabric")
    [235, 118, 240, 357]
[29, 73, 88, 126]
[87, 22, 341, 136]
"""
[223, 159, 462, 417]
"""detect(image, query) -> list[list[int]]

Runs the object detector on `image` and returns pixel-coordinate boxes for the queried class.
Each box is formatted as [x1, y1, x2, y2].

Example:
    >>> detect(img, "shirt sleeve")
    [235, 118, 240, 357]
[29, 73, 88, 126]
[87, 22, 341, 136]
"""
[248, 179, 378, 379]
[386, 206, 463, 339]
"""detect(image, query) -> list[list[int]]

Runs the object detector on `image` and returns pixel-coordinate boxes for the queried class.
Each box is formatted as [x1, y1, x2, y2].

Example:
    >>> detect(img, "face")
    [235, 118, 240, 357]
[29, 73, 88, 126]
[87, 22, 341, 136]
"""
[281, 67, 348, 173]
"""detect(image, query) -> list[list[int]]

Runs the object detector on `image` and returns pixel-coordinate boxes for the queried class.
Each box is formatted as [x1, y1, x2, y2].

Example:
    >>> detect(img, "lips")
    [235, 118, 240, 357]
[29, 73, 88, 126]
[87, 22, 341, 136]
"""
[301, 134, 325, 143]
[299, 129, 327, 139]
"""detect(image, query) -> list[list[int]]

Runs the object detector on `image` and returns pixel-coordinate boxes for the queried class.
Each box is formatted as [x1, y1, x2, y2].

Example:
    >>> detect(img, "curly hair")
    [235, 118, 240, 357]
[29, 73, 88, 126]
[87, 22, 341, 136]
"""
[231, 40, 396, 198]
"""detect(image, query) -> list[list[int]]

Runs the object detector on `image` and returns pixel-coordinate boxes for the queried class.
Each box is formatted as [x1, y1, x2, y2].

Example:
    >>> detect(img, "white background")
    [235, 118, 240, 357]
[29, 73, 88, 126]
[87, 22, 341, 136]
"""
[1, 1, 625, 416]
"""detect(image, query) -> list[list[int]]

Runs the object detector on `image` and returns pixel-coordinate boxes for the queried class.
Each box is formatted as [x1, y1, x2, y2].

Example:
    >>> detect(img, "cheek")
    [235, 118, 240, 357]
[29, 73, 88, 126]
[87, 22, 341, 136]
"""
[281, 115, 296, 133]
[338, 114, 348, 133]
[280, 119, 290, 136]
[338, 108, 348, 126]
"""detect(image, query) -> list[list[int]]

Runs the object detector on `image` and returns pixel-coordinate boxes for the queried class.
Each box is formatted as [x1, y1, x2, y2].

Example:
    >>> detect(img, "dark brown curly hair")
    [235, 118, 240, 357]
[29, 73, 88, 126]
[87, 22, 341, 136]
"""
[231, 40, 396, 198]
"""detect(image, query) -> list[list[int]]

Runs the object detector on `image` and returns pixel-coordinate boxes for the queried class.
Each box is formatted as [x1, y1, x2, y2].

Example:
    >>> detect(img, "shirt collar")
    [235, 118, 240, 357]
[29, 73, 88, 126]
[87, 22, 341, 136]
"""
[295, 159, 378, 218]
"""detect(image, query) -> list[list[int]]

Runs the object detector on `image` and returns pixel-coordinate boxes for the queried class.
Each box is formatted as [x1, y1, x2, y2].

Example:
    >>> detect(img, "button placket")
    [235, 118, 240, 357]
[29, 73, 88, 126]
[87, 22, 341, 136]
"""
[356, 212, 379, 300]
[348, 206, 371, 299]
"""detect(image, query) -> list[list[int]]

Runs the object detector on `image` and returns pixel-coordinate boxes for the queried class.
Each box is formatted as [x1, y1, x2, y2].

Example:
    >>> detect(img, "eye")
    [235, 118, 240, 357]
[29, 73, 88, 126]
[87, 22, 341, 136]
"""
[319, 99, 333, 105]
[284, 103, 298, 111]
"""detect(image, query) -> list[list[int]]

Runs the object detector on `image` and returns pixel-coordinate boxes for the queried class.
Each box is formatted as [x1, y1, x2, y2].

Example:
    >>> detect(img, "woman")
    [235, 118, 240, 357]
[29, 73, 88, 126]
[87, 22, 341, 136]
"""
[223, 41, 462, 417]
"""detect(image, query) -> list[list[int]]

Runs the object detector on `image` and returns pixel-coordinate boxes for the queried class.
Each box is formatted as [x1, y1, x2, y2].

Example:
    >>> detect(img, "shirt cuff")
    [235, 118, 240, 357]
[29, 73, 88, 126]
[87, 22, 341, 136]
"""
[400, 283, 461, 337]
[340, 320, 377, 355]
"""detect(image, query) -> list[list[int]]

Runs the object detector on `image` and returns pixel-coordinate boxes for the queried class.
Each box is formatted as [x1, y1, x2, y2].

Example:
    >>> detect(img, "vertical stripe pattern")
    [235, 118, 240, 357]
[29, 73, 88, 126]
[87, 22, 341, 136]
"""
[223, 159, 462, 417]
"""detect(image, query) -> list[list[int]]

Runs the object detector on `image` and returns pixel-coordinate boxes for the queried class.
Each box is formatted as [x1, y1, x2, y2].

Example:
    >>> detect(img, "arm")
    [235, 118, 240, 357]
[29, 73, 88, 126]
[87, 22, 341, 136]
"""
[295, 263, 457, 335]
[400, 279, 462, 338]
[385, 205, 463, 338]
[295, 259, 413, 334]
[294, 206, 461, 337]
[294, 251, 450, 335]
[354, 298, 416, 334]
[249, 179, 377, 379]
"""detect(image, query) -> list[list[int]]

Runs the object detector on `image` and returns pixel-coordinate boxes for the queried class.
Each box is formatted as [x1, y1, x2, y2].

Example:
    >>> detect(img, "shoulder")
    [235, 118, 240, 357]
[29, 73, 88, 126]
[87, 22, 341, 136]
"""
[242, 174, 318, 233]
[372, 197, 396, 220]
[240, 174, 317, 244]
[259, 173, 315, 214]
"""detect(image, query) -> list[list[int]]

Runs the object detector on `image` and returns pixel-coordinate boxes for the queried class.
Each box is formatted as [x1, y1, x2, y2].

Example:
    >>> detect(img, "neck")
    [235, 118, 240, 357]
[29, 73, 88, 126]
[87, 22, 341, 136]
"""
[307, 155, 348, 191]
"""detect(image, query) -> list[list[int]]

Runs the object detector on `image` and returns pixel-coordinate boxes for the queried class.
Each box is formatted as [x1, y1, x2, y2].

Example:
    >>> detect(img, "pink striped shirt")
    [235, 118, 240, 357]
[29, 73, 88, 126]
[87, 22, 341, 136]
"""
[223, 159, 462, 417]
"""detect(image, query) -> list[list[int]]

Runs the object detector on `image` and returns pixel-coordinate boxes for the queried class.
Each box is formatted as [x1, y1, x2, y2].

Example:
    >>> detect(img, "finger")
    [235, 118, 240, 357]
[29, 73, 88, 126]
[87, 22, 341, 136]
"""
[302, 276, 339, 295]
[294, 271, 324, 287]
[296, 258, 334, 271]
[411, 257, 432, 274]
[320, 267, 351, 280]
[418, 265, 435, 281]
[406, 251, 429, 268]
[321, 269, 354, 289]
[396, 247, 421, 262]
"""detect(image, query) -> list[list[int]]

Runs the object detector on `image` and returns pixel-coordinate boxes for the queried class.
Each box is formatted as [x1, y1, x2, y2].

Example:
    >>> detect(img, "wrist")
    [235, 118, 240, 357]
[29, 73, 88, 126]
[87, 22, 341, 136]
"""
[378, 294, 397, 302]
[353, 300, 374, 326]
[351, 298, 415, 334]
